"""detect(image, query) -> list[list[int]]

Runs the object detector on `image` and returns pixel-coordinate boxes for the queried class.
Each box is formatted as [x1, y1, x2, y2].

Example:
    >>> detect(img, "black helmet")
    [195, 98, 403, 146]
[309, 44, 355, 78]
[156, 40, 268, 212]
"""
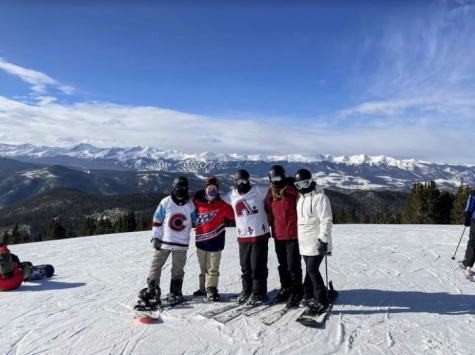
[268, 165, 286, 188]
[233, 169, 251, 194]
[172, 176, 189, 200]
[233, 169, 250, 182]
[173, 176, 189, 189]
[294, 169, 315, 193]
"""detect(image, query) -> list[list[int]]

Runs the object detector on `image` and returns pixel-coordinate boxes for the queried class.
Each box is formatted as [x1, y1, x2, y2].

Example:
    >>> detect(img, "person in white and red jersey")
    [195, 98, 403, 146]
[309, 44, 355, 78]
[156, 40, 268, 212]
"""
[221, 169, 270, 305]
[192, 177, 235, 302]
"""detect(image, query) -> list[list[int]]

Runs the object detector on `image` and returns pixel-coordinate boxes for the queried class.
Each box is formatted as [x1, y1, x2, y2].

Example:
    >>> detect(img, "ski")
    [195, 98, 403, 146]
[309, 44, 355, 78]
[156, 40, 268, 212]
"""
[458, 261, 475, 282]
[213, 290, 277, 324]
[260, 304, 297, 325]
[242, 303, 273, 317]
[295, 281, 338, 328]
[197, 302, 242, 319]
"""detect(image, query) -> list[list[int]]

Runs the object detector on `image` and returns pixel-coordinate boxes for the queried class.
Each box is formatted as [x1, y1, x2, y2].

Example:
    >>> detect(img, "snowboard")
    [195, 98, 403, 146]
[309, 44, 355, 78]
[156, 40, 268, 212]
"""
[28, 264, 55, 281]
[296, 281, 338, 328]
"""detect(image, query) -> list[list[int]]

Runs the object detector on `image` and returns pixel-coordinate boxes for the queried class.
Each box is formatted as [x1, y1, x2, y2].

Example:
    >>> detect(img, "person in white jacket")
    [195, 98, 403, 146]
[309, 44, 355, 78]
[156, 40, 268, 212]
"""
[294, 168, 333, 315]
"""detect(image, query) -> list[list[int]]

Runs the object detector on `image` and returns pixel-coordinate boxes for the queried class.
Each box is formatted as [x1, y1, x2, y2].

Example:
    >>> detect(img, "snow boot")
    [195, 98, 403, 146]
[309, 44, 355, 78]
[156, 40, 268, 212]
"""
[167, 279, 184, 306]
[272, 287, 291, 304]
[206, 287, 220, 302]
[193, 289, 207, 297]
[237, 290, 251, 304]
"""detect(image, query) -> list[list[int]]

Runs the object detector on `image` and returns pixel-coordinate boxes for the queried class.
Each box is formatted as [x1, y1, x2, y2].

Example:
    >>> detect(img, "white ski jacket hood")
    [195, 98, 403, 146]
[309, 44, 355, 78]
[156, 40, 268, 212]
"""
[296, 188, 333, 256]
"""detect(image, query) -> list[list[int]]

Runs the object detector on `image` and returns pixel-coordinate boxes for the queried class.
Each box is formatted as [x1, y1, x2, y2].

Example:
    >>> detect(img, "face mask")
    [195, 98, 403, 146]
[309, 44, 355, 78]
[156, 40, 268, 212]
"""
[236, 182, 251, 194]
[206, 188, 218, 199]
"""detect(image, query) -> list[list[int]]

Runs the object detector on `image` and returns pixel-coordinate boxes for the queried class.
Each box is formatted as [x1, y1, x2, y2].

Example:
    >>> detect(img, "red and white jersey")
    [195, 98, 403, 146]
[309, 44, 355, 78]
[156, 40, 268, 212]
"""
[222, 184, 270, 243]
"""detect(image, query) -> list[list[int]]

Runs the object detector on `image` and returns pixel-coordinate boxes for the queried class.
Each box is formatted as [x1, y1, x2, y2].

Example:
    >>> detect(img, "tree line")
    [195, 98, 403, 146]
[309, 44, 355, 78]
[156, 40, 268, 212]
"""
[1, 181, 472, 245]
[334, 181, 471, 225]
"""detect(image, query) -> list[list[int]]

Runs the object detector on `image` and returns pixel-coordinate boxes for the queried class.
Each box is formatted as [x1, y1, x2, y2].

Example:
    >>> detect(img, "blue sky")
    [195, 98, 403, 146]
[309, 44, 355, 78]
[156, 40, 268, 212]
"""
[1, 0, 475, 163]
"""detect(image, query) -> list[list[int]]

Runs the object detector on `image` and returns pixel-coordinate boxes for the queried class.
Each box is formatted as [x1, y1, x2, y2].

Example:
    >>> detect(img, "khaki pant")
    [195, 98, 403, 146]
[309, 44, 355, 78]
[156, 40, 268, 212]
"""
[197, 248, 222, 291]
[147, 249, 187, 287]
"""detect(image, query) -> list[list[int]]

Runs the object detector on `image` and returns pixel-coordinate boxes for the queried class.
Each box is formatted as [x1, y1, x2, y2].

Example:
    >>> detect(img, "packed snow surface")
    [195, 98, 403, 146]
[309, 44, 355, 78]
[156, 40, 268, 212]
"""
[2, 225, 474, 355]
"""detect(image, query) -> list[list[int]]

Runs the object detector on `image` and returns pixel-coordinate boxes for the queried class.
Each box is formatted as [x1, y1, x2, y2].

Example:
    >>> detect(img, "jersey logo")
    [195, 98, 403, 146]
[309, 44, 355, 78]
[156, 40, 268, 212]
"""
[235, 200, 258, 217]
[196, 211, 218, 227]
[169, 213, 188, 232]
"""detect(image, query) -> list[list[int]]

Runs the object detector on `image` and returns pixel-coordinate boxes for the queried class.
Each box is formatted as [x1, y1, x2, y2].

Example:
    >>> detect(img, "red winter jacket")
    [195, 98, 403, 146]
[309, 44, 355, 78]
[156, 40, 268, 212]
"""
[265, 183, 299, 241]
[0, 245, 23, 291]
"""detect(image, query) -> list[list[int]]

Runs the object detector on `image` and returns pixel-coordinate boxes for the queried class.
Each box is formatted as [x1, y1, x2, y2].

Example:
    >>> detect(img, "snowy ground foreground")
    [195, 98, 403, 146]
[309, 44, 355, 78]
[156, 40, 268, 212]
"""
[2, 225, 475, 355]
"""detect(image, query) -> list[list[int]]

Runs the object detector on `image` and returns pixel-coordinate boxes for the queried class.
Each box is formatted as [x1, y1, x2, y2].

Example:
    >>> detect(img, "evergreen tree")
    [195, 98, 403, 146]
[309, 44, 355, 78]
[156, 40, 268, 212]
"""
[451, 184, 471, 225]
[44, 221, 67, 240]
[361, 212, 371, 224]
[402, 182, 424, 224]
[422, 181, 440, 224]
[346, 209, 357, 223]
[438, 190, 454, 224]
[79, 217, 97, 236]
[95, 217, 113, 235]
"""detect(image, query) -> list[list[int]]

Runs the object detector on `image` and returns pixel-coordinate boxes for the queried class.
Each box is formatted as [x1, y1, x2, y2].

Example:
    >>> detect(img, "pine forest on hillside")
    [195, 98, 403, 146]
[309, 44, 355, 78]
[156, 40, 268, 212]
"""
[0, 181, 472, 245]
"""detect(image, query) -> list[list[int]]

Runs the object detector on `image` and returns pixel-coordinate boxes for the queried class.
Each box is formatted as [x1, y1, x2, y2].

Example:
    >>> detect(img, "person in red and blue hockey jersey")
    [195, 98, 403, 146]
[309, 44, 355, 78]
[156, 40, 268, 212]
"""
[192, 177, 235, 301]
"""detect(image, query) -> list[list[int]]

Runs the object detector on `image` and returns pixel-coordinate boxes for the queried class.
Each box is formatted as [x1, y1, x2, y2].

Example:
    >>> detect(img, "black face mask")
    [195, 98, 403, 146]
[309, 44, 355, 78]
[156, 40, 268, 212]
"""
[173, 186, 189, 199]
[272, 179, 287, 189]
[236, 182, 251, 194]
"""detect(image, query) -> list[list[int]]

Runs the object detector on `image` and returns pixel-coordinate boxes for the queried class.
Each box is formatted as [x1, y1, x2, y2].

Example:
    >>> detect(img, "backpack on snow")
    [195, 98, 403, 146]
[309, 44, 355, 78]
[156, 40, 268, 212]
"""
[0, 250, 15, 279]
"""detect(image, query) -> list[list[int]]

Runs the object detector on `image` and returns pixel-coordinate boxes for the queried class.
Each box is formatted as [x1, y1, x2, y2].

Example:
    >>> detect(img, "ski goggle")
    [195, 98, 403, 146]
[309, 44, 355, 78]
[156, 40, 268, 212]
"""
[269, 175, 283, 183]
[295, 179, 313, 190]
[235, 178, 248, 185]
[174, 185, 188, 191]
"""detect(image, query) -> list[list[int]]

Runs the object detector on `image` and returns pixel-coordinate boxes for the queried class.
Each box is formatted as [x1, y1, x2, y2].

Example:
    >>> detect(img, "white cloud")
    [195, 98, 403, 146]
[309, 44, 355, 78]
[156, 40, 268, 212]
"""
[0, 94, 473, 164]
[0, 57, 74, 95]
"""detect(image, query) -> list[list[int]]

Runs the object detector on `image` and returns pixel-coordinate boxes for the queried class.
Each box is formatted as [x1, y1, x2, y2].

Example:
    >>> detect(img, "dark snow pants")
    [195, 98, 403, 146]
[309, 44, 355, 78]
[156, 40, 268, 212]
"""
[303, 254, 327, 305]
[463, 220, 475, 267]
[274, 239, 303, 295]
[239, 239, 268, 296]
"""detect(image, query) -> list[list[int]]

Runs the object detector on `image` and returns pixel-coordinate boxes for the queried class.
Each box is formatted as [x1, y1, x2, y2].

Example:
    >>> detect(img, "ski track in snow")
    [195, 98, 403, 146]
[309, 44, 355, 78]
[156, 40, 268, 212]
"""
[1, 225, 475, 355]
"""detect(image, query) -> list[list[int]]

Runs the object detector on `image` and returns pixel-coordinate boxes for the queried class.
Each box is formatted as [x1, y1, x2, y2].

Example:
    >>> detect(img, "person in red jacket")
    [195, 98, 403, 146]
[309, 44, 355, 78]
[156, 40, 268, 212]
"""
[193, 177, 235, 301]
[0, 243, 31, 291]
[265, 165, 303, 307]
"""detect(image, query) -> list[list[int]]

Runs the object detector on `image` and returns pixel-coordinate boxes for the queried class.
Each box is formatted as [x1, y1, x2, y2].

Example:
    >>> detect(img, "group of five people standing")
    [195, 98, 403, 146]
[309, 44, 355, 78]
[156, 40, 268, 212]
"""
[138, 165, 334, 316]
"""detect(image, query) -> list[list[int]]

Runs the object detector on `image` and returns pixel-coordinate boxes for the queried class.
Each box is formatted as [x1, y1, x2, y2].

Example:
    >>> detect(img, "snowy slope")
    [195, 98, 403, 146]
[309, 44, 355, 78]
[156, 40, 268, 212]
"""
[1, 225, 474, 355]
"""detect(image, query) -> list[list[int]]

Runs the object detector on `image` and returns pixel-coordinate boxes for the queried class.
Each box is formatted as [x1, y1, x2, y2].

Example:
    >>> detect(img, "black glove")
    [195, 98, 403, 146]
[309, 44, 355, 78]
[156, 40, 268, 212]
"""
[318, 239, 328, 255]
[464, 211, 472, 227]
[151, 238, 162, 251]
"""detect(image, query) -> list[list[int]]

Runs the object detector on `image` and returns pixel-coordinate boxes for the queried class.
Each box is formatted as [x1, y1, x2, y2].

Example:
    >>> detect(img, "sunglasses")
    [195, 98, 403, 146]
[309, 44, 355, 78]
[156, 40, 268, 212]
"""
[174, 185, 188, 191]
[295, 179, 313, 190]
[235, 179, 248, 185]
[269, 175, 283, 183]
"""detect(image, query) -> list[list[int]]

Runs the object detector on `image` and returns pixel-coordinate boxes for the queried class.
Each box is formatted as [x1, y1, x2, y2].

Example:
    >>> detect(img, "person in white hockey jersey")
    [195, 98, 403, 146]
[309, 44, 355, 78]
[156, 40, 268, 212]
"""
[137, 176, 197, 308]
[221, 169, 271, 304]
[294, 169, 334, 315]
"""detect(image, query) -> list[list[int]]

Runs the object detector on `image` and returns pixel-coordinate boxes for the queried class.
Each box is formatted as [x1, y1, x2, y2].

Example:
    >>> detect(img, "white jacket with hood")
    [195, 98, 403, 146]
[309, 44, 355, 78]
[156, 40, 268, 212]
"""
[296, 185, 333, 256]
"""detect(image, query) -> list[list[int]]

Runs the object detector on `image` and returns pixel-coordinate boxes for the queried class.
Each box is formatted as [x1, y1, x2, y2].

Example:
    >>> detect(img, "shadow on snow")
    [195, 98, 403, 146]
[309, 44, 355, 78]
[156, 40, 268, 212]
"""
[337, 289, 475, 315]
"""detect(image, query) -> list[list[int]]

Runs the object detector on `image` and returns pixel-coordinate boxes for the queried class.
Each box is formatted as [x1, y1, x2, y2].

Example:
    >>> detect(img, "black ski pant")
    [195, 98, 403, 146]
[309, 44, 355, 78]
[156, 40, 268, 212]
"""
[302, 254, 327, 305]
[239, 239, 268, 296]
[463, 220, 475, 267]
[274, 239, 303, 295]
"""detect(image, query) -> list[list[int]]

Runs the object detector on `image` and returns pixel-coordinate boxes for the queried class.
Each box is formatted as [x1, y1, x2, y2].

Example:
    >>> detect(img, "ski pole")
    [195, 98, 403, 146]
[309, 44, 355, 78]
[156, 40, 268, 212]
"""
[324, 255, 329, 289]
[451, 227, 467, 260]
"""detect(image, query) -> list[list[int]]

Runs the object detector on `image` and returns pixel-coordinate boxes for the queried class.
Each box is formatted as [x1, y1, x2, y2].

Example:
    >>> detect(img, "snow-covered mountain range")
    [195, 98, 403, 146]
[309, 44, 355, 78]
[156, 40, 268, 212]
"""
[0, 143, 474, 192]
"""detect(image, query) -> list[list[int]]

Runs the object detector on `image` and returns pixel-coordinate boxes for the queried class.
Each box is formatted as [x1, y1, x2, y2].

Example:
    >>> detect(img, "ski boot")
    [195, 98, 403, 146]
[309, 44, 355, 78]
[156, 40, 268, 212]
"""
[286, 292, 303, 308]
[237, 290, 251, 304]
[247, 292, 267, 305]
[272, 287, 291, 304]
